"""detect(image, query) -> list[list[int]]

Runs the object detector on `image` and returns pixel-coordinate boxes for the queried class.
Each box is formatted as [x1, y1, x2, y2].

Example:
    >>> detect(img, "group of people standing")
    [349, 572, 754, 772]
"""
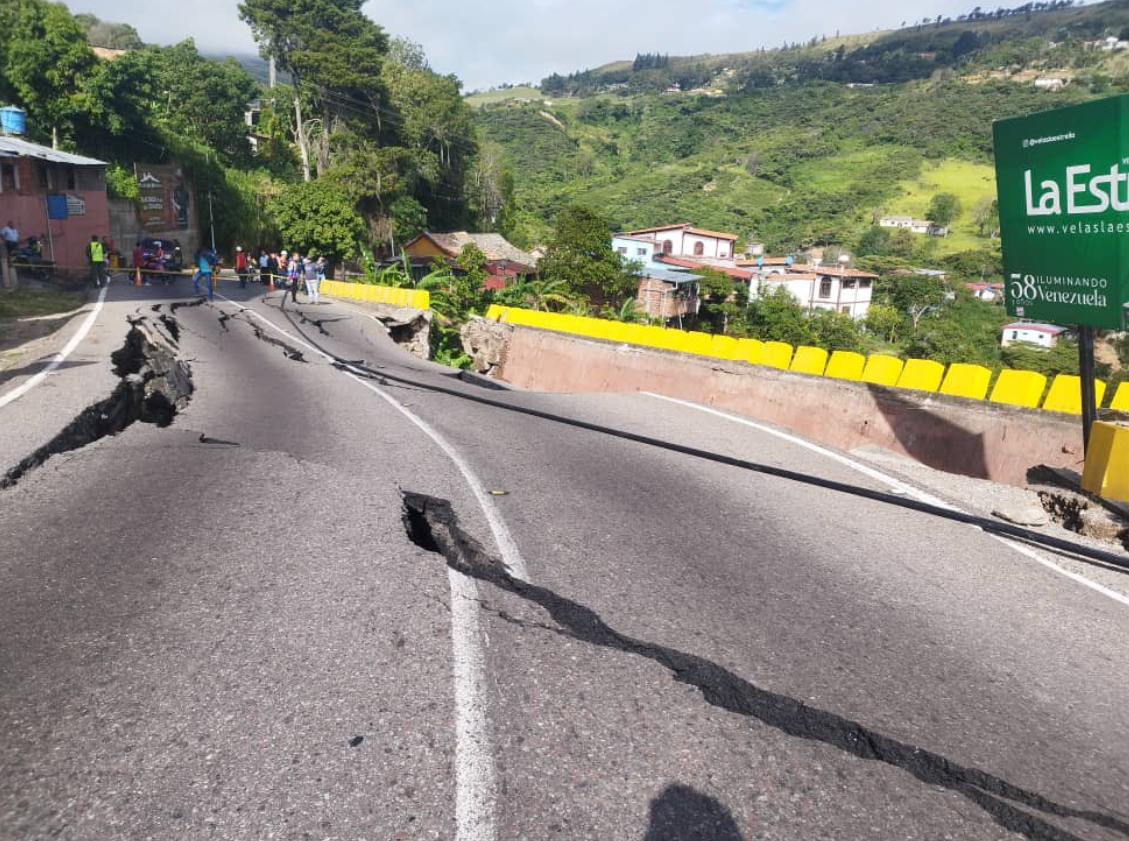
[251, 249, 326, 305]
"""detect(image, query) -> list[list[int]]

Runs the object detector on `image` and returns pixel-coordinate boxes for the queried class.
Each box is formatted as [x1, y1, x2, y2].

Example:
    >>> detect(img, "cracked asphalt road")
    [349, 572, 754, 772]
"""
[1, 278, 1127, 840]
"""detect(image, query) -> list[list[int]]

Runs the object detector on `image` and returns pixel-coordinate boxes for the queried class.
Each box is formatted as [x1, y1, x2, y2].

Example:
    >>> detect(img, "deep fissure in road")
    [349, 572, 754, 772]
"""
[401, 491, 1129, 841]
[0, 316, 194, 490]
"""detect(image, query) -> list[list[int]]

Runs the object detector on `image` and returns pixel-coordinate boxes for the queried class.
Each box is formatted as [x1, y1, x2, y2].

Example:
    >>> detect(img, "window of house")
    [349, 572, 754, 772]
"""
[662, 240, 673, 254]
[1012, 331, 1019, 340]
[65, 167, 76, 190]
[0, 161, 18, 192]
[617, 246, 627, 254]
[819, 278, 832, 298]
[843, 279, 856, 289]
[636, 247, 647, 256]
[841, 306, 851, 314]
[693, 241, 705, 256]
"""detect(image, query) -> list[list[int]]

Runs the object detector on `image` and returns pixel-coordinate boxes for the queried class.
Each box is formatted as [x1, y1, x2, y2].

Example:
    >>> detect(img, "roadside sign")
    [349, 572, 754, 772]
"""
[993, 95, 1129, 330]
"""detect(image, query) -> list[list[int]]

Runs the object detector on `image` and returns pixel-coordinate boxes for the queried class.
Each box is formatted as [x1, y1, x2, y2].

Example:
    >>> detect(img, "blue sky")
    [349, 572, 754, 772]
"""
[66, 0, 981, 90]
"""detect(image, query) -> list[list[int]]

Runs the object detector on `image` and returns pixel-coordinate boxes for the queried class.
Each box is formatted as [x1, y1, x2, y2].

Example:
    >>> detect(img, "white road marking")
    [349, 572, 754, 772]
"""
[642, 391, 1129, 609]
[0, 283, 109, 410]
[216, 294, 525, 841]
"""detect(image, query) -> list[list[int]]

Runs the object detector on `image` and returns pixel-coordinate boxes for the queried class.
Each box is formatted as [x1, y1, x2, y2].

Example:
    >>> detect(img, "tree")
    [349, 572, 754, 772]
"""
[239, 0, 390, 180]
[0, 0, 97, 146]
[269, 179, 364, 262]
[538, 205, 637, 306]
[747, 286, 815, 346]
[389, 195, 427, 244]
[876, 274, 947, 334]
[971, 197, 999, 237]
[926, 192, 961, 228]
[865, 302, 902, 344]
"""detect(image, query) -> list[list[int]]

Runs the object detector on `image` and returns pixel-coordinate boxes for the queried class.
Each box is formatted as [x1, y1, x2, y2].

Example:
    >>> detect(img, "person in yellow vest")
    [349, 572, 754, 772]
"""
[86, 235, 106, 288]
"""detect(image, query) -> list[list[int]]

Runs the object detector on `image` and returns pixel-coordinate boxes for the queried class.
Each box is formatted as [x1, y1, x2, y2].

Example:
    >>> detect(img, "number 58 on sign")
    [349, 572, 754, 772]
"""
[993, 95, 1129, 330]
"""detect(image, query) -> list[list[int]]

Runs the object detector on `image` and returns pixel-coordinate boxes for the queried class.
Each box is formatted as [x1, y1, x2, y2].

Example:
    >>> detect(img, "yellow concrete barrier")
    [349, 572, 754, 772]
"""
[896, 358, 945, 393]
[485, 304, 503, 320]
[824, 351, 865, 381]
[862, 355, 904, 387]
[639, 325, 668, 349]
[1111, 382, 1129, 413]
[789, 345, 828, 376]
[989, 370, 1047, 409]
[762, 341, 794, 369]
[685, 331, 715, 355]
[1080, 421, 1129, 501]
[1042, 375, 1107, 415]
[710, 335, 741, 360]
[736, 338, 764, 365]
[320, 280, 429, 310]
[939, 363, 992, 400]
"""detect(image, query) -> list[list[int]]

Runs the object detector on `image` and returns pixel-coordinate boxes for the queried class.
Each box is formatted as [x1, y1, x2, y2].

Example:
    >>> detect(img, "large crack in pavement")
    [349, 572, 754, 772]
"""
[225, 310, 307, 362]
[401, 491, 1129, 841]
[1, 315, 194, 490]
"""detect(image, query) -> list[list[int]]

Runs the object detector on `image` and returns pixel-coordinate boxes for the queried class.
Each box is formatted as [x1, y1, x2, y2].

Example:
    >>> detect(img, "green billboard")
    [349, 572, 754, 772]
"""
[993, 95, 1129, 330]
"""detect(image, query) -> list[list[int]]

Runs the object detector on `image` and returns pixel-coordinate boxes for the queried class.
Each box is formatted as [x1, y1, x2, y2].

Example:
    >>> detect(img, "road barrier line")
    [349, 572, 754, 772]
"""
[216, 293, 520, 841]
[0, 282, 109, 410]
[643, 392, 1129, 609]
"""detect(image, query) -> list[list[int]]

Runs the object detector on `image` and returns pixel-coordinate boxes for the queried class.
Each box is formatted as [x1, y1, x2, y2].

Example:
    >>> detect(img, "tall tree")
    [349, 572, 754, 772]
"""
[239, 0, 389, 180]
[539, 205, 638, 306]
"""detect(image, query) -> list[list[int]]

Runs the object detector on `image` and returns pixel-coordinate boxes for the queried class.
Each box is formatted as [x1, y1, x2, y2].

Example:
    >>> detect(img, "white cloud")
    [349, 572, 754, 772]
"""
[66, 0, 979, 90]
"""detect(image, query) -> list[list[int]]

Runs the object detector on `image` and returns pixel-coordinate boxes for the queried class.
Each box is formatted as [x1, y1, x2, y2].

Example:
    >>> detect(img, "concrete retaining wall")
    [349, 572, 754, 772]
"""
[472, 320, 1095, 488]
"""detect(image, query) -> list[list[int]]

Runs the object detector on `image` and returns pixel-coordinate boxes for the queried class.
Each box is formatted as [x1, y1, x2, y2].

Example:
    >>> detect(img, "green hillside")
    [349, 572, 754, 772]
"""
[473, 0, 1129, 263]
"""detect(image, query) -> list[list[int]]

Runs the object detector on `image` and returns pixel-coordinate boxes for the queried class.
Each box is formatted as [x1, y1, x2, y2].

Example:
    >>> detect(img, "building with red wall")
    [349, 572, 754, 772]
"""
[0, 136, 111, 272]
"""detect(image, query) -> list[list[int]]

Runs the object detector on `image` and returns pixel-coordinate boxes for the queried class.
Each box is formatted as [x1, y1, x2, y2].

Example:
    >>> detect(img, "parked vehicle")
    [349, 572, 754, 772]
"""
[12, 235, 54, 280]
[140, 237, 182, 271]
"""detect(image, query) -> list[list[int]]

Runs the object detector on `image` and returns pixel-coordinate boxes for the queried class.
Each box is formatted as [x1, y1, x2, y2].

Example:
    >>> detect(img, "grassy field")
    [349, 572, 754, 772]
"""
[885, 159, 999, 254]
[0, 288, 86, 320]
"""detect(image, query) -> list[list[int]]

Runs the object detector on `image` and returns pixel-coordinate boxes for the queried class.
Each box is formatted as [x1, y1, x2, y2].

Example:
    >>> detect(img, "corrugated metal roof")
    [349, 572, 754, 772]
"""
[0, 136, 105, 166]
[640, 267, 702, 284]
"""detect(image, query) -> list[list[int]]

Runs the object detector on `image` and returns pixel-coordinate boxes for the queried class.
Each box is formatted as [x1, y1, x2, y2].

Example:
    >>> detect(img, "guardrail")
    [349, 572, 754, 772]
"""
[485, 305, 1129, 417]
[320, 280, 429, 310]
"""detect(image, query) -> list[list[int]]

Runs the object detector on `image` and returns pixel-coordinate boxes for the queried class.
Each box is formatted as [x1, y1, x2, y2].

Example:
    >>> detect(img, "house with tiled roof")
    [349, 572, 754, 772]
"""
[616, 223, 738, 262]
[401, 231, 538, 289]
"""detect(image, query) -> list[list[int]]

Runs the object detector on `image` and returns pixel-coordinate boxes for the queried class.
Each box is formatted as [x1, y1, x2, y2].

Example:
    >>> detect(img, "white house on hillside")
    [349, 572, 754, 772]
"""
[1001, 322, 1068, 348]
[617, 223, 738, 261]
[755, 265, 878, 319]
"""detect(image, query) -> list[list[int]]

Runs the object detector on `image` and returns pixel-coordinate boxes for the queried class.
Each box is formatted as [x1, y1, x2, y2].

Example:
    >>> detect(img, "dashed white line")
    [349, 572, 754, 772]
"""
[642, 391, 1129, 609]
[0, 283, 109, 410]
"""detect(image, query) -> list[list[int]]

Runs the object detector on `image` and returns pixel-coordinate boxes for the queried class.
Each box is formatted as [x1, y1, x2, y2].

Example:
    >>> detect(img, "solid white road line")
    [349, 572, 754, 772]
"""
[642, 391, 1129, 609]
[216, 294, 523, 841]
[0, 283, 109, 410]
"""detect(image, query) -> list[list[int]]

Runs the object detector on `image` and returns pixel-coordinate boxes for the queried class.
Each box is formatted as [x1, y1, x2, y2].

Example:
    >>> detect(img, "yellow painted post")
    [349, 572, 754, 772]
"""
[939, 363, 993, 400]
[1042, 375, 1108, 415]
[896, 358, 945, 393]
[1080, 421, 1129, 501]
[1109, 382, 1129, 413]
[762, 341, 794, 369]
[861, 355, 904, 387]
[789, 345, 828, 376]
[989, 370, 1047, 409]
[710, 334, 741, 360]
[736, 338, 764, 365]
[824, 351, 865, 381]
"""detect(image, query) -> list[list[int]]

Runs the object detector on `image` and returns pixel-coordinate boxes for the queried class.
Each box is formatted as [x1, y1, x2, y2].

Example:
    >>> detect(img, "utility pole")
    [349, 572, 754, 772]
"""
[268, 57, 276, 89]
[208, 191, 216, 252]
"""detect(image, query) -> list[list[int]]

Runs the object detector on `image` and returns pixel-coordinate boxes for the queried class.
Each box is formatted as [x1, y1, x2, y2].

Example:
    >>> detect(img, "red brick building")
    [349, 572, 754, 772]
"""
[0, 136, 110, 271]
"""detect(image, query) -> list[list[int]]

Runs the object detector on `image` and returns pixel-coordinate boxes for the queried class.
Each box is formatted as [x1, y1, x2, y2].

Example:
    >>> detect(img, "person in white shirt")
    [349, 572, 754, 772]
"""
[1, 221, 18, 257]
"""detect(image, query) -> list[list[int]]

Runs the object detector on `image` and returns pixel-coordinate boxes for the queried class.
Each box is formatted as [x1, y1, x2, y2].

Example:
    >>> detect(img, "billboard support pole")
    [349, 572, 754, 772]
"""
[1078, 325, 1097, 454]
